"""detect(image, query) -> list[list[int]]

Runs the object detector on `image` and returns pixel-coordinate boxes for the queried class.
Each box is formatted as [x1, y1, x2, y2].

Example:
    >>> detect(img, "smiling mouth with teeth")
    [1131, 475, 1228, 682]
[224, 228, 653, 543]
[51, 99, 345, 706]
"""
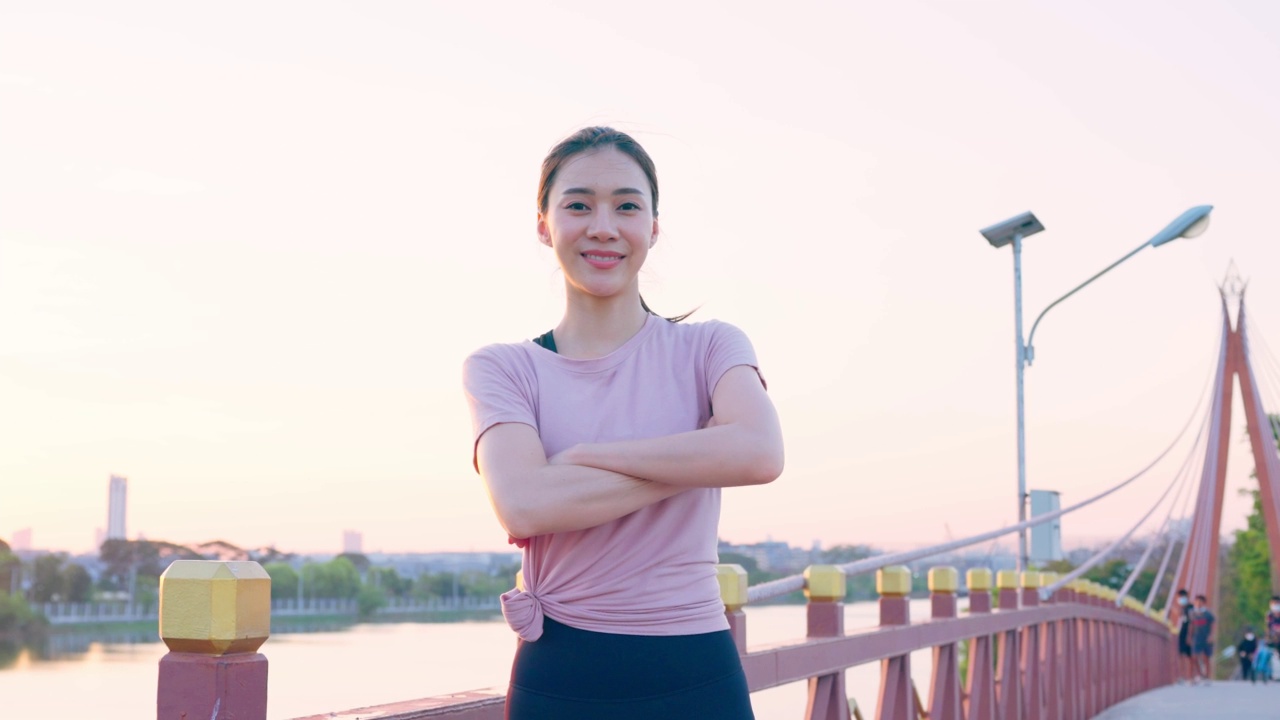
[583, 253, 624, 261]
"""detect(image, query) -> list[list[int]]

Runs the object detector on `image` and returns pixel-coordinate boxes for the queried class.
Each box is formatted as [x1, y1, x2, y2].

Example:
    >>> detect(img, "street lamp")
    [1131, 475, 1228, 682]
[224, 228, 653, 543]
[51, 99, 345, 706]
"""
[980, 204, 1213, 572]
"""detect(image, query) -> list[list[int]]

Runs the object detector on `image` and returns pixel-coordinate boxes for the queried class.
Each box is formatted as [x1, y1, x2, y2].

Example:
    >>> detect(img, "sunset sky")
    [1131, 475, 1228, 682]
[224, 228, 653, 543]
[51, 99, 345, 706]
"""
[3, 1, 1279, 556]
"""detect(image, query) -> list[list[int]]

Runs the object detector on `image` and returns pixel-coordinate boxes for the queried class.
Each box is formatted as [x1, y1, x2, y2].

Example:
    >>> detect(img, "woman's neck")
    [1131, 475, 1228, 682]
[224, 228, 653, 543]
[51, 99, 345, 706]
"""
[553, 291, 650, 360]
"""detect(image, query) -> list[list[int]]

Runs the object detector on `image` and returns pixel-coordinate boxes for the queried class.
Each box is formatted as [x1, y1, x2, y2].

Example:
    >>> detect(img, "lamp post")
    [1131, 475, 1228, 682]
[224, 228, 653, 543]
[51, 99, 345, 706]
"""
[980, 205, 1213, 572]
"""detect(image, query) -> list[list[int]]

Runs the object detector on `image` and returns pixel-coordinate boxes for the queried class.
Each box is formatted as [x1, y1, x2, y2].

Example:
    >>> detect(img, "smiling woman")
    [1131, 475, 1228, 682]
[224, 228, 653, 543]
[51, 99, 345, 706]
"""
[460, 127, 784, 719]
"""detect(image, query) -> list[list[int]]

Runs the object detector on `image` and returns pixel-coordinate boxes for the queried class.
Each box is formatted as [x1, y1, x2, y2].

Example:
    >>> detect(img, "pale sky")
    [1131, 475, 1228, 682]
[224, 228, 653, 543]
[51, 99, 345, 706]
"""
[3, 1, 1279, 556]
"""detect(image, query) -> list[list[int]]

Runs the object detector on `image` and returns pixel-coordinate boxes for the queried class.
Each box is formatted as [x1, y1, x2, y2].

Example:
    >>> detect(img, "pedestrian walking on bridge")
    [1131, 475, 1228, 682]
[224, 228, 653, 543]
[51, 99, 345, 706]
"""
[1190, 594, 1216, 684]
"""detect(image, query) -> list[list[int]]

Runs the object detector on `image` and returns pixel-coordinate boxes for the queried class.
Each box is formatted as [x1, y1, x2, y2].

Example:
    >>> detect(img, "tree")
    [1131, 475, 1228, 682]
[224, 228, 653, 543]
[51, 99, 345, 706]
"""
[264, 563, 300, 601]
[0, 544, 18, 596]
[60, 563, 93, 602]
[30, 554, 66, 603]
[356, 585, 387, 618]
[367, 567, 412, 598]
[301, 557, 361, 599]
[98, 539, 202, 590]
[336, 553, 371, 574]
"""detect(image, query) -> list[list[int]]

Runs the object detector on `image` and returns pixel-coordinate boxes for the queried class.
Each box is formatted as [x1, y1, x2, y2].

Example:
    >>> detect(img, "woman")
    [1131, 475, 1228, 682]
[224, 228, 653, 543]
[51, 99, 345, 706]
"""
[462, 127, 784, 719]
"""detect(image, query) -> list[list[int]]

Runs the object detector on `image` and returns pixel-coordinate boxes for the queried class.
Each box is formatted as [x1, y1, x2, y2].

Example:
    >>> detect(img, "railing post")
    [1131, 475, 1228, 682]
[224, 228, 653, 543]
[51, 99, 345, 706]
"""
[715, 564, 748, 655]
[995, 569, 1021, 720]
[875, 565, 913, 720]
[156, 560, 270, 720]
[926, 566, 962, 720]
[1100, 585, 1115, 708]
[964, 569, 996, 720]
[1020, 571, 1043, 720]
[804, 564, 851, 720]
[1085, 582, 1102, 716]
[1064, 579, 1085, 717]
[1039, 571, 1061, 720]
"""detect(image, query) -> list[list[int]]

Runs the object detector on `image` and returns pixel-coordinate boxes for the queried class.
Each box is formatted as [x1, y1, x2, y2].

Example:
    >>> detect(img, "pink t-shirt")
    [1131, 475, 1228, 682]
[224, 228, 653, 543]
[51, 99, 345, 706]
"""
[462, 314, 762, 641]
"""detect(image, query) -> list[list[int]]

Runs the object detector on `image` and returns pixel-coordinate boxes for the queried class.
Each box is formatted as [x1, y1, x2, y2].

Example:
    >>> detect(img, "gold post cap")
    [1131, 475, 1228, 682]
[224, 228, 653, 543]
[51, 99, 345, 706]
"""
[1020, 571, 1041, 589]
[159, 560, 270, 655]
[715, 564, 749, 611]
[928, 566, 959, 593]
[804, 565, 847, 602]
[515, 570, 524, 591]
[877, 566, 911, 596]
[996, 569, 1019, 590]
[966, 568, 993, 592]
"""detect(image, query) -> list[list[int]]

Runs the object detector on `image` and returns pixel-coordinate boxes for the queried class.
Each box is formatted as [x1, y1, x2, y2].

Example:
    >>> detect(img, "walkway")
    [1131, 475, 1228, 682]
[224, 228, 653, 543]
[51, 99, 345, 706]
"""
[1092, 681, 1278, 719]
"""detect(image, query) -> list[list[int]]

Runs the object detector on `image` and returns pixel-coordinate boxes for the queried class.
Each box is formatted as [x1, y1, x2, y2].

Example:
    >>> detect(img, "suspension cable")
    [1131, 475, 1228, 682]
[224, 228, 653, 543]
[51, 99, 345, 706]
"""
[1039, 433, 1195, 601]
[1145, 460, 1200, 613]
[747, 372, 1213, 604]
[1244, 315, 1280, 418]
[1116, 415, 1205, 603]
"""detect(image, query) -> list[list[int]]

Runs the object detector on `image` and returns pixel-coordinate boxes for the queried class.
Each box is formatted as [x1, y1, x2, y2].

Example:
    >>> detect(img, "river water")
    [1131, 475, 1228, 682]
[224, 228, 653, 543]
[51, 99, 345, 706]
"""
[0, 600, 938, 719]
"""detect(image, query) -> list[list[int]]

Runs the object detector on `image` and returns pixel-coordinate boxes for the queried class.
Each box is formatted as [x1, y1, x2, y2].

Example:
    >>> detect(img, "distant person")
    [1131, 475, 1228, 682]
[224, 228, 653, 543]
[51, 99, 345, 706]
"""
[463, 127, 784, 719]
[1238, 627, 1259, 683]
[1173, 588, 1194, 683]
[1266, 594, 1280, 651]
[1189, 594, 1216, 684]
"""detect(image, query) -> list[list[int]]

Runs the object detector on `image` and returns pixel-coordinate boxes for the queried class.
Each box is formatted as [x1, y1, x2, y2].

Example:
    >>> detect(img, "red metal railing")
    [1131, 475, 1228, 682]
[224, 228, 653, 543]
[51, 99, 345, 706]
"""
[155, 561, 1174, 720]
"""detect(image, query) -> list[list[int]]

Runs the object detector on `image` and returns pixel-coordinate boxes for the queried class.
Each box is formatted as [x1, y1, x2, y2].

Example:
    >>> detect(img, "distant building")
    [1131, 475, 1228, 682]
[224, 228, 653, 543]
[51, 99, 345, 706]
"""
[343, 530, 363, 554]
[94, 527, 105, 549]
[12, 527, 32, 551]
[107, 475, 128, 540]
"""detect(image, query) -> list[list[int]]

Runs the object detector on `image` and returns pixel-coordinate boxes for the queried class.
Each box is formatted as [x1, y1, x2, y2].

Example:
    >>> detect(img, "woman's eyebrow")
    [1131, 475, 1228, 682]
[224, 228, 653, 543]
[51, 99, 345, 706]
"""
[561, 187, 646, 197]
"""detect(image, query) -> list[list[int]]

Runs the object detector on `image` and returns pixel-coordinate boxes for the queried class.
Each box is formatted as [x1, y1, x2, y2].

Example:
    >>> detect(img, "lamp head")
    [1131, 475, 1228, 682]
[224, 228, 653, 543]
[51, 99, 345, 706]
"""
[980, 211, 1045, 248]
[1149, 205, 1213, 247]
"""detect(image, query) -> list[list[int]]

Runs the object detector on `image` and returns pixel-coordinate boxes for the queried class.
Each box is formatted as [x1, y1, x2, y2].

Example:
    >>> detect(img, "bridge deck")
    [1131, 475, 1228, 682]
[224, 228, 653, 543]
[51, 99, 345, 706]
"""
[1092, 681, 1278, 718]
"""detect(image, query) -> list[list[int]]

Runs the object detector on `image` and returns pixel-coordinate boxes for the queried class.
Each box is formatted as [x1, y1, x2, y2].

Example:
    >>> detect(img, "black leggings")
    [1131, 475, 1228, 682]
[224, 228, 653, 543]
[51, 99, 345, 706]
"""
[506, 617, 755, 719]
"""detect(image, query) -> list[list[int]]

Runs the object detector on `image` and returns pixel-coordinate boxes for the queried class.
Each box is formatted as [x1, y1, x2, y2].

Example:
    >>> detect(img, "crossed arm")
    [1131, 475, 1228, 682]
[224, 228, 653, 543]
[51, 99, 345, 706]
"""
[475, 365, 784, 540]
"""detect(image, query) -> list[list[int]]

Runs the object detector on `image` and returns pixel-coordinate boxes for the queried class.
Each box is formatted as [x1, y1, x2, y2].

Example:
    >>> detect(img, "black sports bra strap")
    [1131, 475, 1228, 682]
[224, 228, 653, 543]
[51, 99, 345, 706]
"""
[532, 330, 557, 354]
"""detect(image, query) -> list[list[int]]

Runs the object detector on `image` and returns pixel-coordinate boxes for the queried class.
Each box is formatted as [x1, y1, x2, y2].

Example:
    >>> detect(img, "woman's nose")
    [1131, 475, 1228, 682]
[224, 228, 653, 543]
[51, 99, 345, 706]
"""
[587, 210, 619, 241]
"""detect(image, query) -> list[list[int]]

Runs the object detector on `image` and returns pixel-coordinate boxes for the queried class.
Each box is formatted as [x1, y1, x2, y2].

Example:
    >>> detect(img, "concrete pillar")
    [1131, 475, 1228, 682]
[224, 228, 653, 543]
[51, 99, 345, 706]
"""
[804, 565, 850, 720]
[876, 566, 913, 720]
[156, 560, 271, 720]
[715, 564, 749, 654]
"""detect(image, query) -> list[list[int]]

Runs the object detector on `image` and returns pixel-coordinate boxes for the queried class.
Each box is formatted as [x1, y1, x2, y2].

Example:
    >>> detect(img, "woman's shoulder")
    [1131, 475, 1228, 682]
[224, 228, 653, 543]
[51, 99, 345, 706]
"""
[462, 340, 538, 380]
[658, 317, 752, 344]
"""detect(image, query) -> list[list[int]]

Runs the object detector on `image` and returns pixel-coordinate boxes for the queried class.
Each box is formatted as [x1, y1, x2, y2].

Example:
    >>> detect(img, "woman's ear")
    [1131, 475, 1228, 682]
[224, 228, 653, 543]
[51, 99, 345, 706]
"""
[649, 218, 660, 248]
[537, 214, 553, 248]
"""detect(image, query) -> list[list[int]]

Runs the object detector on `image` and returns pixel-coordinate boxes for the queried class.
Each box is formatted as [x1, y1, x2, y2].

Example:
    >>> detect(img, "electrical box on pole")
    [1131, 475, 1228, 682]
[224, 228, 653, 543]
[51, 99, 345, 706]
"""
[1029, 490, 1063, 564]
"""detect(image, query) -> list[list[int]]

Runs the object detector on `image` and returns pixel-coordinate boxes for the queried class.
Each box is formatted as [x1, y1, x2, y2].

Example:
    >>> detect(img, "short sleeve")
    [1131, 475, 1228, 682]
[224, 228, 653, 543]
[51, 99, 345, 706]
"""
[704, 321, 766, 397]
[462, 345, 538, 472]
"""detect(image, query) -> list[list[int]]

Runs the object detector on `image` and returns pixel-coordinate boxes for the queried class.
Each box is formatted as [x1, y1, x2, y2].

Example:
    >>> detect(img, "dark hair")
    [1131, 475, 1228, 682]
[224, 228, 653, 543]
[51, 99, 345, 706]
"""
[537, 126, 694, 322]
[1177, 588, 1189, 596]
[1195, 594, 1207, 602]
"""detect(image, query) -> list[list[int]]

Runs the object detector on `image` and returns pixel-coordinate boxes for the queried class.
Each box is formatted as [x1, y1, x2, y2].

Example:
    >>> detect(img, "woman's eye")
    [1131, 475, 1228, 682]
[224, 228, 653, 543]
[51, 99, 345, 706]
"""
[618, 202, 641, 211]
[565, 202, 590, 211]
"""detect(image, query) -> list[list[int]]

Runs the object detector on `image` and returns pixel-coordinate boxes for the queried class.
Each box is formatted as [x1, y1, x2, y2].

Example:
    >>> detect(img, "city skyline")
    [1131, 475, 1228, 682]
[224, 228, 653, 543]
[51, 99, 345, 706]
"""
[3, 3, 1280, 554]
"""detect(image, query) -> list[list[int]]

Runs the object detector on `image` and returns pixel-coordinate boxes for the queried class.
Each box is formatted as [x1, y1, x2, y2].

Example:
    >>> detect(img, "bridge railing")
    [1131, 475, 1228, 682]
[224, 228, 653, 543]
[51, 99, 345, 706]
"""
[154, 560, 1175, 720]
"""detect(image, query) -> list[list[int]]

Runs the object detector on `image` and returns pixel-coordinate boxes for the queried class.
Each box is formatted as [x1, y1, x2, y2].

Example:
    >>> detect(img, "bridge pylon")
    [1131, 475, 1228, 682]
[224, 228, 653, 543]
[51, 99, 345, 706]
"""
[1172, 283, 1280, 611]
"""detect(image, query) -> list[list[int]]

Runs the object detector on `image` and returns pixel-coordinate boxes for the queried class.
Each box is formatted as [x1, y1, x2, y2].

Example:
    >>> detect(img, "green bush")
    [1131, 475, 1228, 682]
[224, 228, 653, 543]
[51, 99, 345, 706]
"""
[356, 585, 387, 618]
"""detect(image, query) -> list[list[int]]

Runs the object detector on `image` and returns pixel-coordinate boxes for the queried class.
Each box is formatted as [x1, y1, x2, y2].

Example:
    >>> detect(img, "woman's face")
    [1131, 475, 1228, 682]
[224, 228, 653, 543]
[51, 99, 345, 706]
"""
[538, 147, 658, 302]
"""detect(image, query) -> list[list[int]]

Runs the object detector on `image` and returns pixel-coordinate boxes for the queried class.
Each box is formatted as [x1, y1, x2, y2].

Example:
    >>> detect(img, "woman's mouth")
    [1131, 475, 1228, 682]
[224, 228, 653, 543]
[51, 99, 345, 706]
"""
[582, 252, 624, 269]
